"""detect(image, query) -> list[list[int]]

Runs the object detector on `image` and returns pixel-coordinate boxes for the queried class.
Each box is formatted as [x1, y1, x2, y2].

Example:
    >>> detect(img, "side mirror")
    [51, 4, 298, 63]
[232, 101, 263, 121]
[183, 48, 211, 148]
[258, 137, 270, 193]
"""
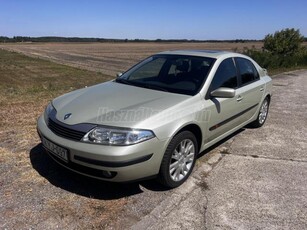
[116, 72, 123, 78]
[210, 87, 235, 98]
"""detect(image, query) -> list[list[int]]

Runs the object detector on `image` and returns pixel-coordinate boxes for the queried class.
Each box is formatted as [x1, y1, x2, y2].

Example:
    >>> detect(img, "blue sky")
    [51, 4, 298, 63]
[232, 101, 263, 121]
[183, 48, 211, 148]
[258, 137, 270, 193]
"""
[0, 0, 306, 40]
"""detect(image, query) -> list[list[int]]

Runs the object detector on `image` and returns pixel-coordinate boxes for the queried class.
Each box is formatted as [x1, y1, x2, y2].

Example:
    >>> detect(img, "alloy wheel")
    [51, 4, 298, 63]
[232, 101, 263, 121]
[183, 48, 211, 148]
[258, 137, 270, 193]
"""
[259, 99, 268, 124]
[169, 139, 195, 182]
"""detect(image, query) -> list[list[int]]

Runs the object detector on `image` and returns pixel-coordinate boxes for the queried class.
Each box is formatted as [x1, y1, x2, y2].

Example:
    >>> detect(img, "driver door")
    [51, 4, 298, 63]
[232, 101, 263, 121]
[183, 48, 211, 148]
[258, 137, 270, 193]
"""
[203, 58, 244, 143]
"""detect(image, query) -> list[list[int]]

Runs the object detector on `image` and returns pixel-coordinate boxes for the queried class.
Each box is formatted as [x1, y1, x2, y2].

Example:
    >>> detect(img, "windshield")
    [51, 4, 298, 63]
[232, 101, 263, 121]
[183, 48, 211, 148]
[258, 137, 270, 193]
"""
[116, 55, 215, 96]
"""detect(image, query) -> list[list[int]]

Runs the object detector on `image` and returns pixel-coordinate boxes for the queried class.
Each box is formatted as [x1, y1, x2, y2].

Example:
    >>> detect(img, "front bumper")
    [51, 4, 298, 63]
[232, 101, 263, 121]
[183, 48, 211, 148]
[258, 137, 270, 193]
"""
[37, 115, 168, 182]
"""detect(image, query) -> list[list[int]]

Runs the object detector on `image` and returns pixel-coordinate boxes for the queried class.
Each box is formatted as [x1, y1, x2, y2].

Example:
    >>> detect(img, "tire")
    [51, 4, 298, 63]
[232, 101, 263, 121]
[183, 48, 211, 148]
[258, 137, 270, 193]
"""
[250, 97, 270, 128]
[158, 131, 198, 188]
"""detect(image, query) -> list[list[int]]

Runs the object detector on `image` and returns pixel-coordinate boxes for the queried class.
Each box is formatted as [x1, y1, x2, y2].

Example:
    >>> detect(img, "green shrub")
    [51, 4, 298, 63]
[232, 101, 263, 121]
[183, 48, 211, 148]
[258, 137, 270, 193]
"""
[244, 28, 307, 71]
[264, 28, 304, 56]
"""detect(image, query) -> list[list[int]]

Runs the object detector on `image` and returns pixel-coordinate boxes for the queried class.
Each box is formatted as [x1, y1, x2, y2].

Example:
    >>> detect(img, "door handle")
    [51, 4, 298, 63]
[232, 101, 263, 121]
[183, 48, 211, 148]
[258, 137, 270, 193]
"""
[237, 95, 243, 102]
[260, 87, 264, 91]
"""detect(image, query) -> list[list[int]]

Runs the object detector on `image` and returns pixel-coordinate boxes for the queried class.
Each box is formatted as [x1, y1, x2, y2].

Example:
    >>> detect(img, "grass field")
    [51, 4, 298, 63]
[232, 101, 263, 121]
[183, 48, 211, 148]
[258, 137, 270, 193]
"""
[0, 49, 127, 229]
[0, 48, 112, 152]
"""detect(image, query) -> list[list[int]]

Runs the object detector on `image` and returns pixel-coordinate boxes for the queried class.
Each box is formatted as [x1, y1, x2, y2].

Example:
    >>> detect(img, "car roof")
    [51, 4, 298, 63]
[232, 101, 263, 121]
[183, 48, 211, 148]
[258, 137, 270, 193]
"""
[157, 50, 245, 59]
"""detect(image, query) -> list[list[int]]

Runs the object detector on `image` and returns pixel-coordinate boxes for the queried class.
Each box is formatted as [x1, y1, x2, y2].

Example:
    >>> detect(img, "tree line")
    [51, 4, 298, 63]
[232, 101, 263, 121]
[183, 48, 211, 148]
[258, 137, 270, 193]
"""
[0, 36, 263, 43]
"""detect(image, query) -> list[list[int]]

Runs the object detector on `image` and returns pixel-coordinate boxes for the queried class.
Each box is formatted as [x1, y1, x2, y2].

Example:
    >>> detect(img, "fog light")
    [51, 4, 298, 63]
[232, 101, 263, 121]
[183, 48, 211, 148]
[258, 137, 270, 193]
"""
[102, 171, 113, 178]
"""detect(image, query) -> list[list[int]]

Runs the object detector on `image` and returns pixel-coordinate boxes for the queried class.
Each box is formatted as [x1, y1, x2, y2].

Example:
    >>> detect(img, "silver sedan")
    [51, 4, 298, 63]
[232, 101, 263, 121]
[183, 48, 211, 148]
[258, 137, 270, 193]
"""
[37, 50, 272, 188]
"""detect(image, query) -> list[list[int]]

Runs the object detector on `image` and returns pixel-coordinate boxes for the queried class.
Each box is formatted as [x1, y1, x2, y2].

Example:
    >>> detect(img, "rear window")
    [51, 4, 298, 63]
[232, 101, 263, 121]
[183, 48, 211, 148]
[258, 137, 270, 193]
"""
[235, 57, 259, 86]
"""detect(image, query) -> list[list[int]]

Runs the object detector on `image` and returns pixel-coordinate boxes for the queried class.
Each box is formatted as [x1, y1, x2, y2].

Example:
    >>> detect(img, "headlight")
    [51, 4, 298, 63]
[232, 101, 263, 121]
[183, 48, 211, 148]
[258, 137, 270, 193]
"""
[44, 102, 55, 122]
[82, 126, 155, 145]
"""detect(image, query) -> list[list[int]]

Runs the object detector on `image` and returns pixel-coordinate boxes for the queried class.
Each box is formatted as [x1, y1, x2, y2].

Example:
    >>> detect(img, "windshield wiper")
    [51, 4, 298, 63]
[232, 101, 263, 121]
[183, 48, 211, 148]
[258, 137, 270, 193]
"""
[115, 78, 134, 86]
[142, 84, 169, 92]
[116, 79, 168, 92]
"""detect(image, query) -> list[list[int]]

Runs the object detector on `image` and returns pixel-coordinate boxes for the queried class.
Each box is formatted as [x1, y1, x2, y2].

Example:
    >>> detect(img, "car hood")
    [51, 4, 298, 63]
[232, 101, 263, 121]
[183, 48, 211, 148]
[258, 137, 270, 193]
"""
[52, 81, 190, 127]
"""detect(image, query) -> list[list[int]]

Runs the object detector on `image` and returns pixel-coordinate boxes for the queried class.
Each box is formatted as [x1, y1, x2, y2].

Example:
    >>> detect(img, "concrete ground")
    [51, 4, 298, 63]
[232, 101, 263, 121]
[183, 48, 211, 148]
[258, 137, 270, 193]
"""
[127, 70, 307, 229]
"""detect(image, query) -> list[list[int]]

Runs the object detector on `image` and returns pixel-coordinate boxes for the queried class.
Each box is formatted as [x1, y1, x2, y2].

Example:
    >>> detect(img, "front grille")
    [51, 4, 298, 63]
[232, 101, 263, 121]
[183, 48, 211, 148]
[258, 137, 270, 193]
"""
[48, 118, 86, 141]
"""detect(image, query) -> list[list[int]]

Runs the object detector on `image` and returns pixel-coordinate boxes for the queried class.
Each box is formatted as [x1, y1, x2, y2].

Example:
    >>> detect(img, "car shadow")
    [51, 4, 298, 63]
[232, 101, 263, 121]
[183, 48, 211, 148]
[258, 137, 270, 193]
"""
[30, 128, 245, 199]
[29, 144, 169, 200]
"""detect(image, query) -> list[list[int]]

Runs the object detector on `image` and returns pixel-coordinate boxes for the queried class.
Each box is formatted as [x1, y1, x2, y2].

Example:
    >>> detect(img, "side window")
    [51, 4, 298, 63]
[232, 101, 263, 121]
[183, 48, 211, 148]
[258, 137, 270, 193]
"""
[210, 58, 238, 91]
[236, 58, 259, 85]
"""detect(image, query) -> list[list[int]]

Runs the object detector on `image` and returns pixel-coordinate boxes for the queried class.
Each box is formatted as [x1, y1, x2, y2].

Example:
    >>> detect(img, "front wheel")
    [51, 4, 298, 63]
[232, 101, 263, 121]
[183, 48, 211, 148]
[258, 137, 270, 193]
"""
[158, 131, 198, 188]
[250, 97, 270, 128]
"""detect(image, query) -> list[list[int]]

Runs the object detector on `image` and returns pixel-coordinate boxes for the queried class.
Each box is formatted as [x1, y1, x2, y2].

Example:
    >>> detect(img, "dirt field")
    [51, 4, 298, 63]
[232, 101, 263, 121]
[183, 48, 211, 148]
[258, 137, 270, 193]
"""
[0, 49, 125, 229]
[0, 42, 263, 76]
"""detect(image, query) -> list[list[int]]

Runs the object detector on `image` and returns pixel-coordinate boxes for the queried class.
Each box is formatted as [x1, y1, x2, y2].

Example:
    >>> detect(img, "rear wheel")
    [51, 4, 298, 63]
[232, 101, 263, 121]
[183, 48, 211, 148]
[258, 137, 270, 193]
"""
[250, 97, 270, 128]
[158, 131, 198, 188]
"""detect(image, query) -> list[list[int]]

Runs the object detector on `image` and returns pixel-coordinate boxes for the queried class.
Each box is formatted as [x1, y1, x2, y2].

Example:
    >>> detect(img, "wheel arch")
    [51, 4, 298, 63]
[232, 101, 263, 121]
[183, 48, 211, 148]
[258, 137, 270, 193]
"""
[266, 93, 271, 103]
[173, 123, 203, 153]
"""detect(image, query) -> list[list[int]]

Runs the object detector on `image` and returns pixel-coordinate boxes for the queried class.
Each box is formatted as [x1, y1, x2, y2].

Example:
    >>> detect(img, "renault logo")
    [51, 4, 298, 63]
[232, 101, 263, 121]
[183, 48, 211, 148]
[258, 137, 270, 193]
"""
[64, 113, 72, 120]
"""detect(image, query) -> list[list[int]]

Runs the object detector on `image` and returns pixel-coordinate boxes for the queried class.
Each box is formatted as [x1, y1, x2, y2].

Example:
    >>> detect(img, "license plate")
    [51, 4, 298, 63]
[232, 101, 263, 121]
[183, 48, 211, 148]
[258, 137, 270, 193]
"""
[42, 137, 69, 162]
